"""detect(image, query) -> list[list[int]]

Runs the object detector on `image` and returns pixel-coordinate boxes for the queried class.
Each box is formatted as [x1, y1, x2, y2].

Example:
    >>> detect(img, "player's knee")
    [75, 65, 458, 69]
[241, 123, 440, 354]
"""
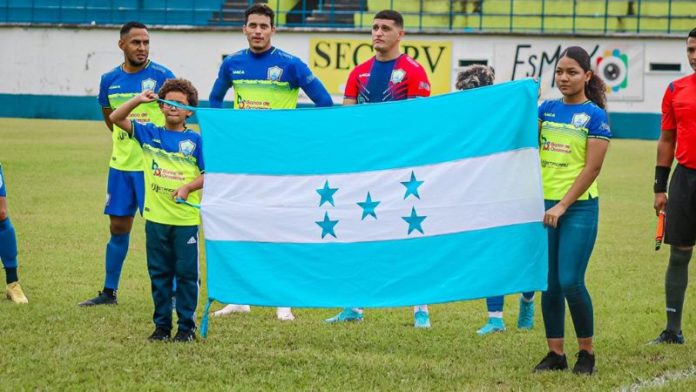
[673, 245, 693, 252]
[109, 219, 132, 235]
[0, 205, 8, 221]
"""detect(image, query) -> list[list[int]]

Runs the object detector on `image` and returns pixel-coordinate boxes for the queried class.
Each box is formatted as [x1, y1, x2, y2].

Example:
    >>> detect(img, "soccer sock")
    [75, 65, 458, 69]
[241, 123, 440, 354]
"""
[414, 305, 428, 313]
[665, 247, 692, 333]
[487, 311, 503, 319]
[0, 218, 19, 284]
[349, 307, 364, 314]
[103, 232, 130, 292]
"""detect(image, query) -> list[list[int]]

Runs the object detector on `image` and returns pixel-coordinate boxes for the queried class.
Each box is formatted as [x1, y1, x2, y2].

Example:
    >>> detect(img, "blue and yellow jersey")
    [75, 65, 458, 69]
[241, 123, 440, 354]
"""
[538, 99, 611, 201]
[98, 61, 175, 171]
[131, 122, 204, 226]
[211, 47, 319, 109]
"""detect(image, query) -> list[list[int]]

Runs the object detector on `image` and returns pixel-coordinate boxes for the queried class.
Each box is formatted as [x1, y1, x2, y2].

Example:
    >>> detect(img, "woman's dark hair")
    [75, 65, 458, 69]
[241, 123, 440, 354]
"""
[559, 46, 607, 109]
[455, 64, 495, 90]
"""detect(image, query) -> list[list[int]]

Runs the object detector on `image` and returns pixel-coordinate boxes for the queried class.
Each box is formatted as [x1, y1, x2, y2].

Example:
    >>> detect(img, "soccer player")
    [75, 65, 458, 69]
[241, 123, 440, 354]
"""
[324, 9, 433, 328]
[80, 21, 175, 307]
[0, 162, 28, 304]
[533, 47, 610, 375]
[454, 65, 536, 335]
[651, 27, 696, 345]
[110, 79, 204, 342]
[209, 4, 333, 321]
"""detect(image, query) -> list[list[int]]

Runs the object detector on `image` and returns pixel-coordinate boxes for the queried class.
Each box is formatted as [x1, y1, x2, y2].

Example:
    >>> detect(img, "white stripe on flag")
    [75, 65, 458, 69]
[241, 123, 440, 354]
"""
[202, 148, 544, 243]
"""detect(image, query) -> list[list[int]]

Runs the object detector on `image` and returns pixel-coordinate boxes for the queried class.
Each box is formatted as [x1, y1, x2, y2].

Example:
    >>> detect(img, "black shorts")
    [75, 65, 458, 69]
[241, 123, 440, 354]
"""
[665, 164, 696, 246]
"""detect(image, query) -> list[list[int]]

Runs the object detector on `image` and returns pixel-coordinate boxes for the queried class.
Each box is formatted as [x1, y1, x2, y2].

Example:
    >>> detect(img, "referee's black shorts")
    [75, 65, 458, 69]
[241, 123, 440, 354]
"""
[666, 164, 696, 247]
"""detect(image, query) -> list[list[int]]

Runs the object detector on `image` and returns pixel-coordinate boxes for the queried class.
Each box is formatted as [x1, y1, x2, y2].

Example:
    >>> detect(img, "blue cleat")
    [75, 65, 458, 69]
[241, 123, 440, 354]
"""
[477, 317, 505, 335]
[325, 308, 363, 323]
[517, 297, 535, 330]
[414, 311, 431, 328]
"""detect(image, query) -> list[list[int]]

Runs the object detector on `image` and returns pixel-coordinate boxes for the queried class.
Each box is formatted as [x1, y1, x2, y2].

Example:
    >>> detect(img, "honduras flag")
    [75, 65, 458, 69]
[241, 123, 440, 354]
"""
[197, 79, 546, 308]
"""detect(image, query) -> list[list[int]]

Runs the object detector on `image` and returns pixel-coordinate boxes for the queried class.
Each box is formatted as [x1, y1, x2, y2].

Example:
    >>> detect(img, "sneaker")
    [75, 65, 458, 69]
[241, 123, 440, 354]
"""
[517, 297, 535, 329]
[173, 328, 196, 342]
[414, 310, 431, 328]
[477, 317, 505, 335]
[276, 307, 295, 321]
[572, 350, 596, 375]
[533, 351, 568, 372]
[148, 327, 171, 342]
[78, 291, 117, 307]
[5, 282, 28, 304]
[325, 308, 363, 323]
[650, 329, 685, 345]
[211, 304, 250, 316]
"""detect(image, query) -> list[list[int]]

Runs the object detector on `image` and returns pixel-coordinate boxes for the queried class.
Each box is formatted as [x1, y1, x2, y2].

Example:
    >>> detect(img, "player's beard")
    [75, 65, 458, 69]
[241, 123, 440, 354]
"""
[126, 55, 148, 68]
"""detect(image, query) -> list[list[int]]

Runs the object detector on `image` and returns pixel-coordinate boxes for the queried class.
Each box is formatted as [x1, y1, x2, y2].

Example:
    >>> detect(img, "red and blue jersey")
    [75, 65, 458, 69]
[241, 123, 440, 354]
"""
[344, 54, 431, 103]
[661, 73, 696, 169]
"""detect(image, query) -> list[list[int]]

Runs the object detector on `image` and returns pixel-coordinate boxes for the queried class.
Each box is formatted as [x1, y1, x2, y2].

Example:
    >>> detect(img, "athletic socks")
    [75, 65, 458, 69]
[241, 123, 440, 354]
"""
[665, 247, 692, 333]
[414, 305, 429, 313]
[0, 218, 19, 283]
[103, 232, 130, 291]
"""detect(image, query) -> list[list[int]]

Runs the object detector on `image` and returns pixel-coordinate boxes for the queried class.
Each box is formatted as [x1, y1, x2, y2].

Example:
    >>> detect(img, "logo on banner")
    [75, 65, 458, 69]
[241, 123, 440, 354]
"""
[596, 49, 628, 93]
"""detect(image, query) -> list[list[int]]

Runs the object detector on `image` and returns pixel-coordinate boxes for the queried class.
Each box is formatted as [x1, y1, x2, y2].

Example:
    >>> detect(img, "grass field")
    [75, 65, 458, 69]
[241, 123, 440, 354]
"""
[1, 117, 695, 391]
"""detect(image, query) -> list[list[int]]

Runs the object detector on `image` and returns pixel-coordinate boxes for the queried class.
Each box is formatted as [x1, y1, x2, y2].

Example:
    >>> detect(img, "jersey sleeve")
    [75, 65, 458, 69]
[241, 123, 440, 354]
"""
[537, 100, 548, 122]
[407, 64, 431, 98]
[343, 68, 359, 100]
[661, 82, 676, 132]
[587, 108, 612, 140]
[98, 73, 111, 108]
[195, 135, 205, 173]
[209, 59, 232, 108]
[131, 121, 156, 146]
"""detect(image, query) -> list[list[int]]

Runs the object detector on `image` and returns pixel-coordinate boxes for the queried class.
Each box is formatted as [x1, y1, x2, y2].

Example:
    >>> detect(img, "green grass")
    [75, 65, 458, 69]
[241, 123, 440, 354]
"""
[1, 118, 695, 391]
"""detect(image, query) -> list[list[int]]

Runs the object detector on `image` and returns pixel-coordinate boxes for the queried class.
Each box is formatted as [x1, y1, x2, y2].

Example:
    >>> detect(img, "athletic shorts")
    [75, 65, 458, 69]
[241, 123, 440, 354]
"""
[665, 164, 696, 247]
[0, 162, 6, 198]
[104, 167, 145, 217]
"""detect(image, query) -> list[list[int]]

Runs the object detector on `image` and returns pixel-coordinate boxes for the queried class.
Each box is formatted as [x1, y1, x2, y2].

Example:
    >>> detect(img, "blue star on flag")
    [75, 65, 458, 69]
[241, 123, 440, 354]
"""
[316, 180, 339, 207]
[401, 171, 424, 200]
[402, 207, 427, 235]
[315, 212, 339, 239]
[357, 192, 380, 220]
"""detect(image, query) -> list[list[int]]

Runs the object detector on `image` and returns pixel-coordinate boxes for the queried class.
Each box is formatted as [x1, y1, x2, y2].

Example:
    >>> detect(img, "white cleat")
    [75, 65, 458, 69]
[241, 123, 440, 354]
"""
[276, 307, 295, 321]
[211, 304, 251, 317]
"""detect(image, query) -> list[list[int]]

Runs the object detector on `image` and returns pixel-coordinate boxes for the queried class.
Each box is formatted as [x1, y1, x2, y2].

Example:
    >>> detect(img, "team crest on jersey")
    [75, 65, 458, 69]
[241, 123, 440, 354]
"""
[390, 69, 406, 84]
[267, 66, 283, 82]
[179, 140, 196, 156]
[571, 113, 591, 128]
[141, 78, 156, 92]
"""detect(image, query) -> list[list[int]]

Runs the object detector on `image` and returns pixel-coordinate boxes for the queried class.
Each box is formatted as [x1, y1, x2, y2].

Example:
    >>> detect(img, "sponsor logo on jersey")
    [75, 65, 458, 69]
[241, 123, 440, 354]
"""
[571, 113, 591, 129]
[233, 70, 245, 75]
[267, 66, 283, 82]
[141, 78, 156, 92]
[390, 69, 406, 84]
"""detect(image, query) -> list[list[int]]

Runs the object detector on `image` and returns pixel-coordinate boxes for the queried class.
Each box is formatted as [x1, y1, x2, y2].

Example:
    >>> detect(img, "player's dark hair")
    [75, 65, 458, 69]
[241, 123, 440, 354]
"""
[245, 4, 275, 27]
[120, 21, 147, 37]
[159, 78, 199, 108]
[689, 27, 696, 39]
[374, 10, 403, 28]
[456, 64, 495, 90]
[559, 46, 607, 109]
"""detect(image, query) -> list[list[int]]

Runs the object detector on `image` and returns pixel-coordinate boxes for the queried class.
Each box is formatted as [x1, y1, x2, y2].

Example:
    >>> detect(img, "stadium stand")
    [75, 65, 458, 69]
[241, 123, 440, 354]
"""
[0, 0, 693, 34]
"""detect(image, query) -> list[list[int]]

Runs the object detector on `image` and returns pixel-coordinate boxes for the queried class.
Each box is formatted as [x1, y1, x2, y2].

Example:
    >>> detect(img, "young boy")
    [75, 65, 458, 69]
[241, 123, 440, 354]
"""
[109, 79, 204, 342]
[0, 162, 28, 304]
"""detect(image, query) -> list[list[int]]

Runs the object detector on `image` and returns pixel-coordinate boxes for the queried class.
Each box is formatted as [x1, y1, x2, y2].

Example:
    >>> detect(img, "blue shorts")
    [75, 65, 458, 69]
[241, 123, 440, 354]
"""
[0, 163, 6, 198]
[104, 168, 145, 217]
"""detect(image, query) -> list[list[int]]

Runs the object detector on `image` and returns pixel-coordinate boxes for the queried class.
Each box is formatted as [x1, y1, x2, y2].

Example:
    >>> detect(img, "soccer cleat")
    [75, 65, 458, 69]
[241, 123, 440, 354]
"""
[173, 328, 196, 342]
[276, 307, 295, 321]
[148, 327, 171, 342]
[572, 350, 596, 375]
[477, 317, 505, 335]
[5, 282, 28, 304]
[78, 291, 117, 307]
[650, 329, 685, 345]
[517, 297, 535, 329]
[325, 308, 363, 323]
[533, 351, 568, 372]
[414, 310, 431, 329]
[211, 304, 250, 316]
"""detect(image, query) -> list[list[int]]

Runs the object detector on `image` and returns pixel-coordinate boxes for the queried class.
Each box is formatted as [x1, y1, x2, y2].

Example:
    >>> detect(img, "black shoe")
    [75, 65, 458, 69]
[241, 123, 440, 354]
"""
[173, 328, 196, 343]
[533, 351, 568, 372]
[572, 350, 596, 375]
[78, 291, 117, 307]
[148, 327, 171, 342]
[650, 329, 685, 345]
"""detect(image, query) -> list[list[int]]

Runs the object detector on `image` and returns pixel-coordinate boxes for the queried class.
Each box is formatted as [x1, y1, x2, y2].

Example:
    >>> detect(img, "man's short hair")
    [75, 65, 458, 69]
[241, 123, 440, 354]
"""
[159, 79, 199, 108]
[245, 4, 275, 27]
[689, 27, 696, 39]
[374, 10, 403, 28]
[120, 21, 147, 37]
